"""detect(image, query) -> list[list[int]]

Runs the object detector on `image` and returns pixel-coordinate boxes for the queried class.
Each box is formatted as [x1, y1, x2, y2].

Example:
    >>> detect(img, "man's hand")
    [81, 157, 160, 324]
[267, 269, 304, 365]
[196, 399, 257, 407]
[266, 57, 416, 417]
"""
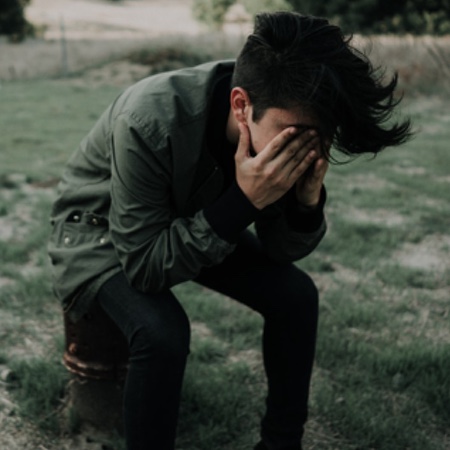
[235, 122, 322, 210]
[295, 156, 329, 208]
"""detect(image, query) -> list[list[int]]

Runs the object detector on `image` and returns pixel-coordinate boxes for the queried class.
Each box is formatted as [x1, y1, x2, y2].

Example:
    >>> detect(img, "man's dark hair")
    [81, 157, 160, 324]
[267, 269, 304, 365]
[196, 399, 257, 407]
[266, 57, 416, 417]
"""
[232, 11, 412, 156]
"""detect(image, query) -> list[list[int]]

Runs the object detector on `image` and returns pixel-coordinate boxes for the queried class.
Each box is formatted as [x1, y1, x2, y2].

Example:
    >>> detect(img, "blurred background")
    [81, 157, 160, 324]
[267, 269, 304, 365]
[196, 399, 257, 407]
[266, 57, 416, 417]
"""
[1, 0, 450, 91]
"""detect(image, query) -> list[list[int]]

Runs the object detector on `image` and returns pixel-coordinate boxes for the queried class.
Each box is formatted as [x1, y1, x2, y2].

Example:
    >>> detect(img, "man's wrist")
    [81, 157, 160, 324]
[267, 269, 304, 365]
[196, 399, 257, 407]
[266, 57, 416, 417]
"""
[296, 198, 320, 211]
[286, 185, 327, 232]
[203, 181, 259, 243]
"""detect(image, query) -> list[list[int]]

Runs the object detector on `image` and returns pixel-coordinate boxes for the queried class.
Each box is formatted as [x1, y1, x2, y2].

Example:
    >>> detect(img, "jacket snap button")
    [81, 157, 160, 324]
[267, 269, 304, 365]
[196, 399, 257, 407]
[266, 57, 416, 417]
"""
[64, 236, 71, 245]
[100, 237, 106, 244]
[91, 218, 99, 225]
[73, 215, 80, 222]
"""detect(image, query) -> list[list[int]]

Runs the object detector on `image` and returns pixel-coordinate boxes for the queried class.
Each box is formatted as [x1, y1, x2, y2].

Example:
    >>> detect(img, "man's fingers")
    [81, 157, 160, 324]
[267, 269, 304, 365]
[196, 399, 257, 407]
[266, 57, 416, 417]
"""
[305, 158, 327, 186]
[287, 149, 318, 180]
[235, 122, 251, 162]
[279, 131, 320, 165]
[315, 158, 329, 178]
[256, 127, 300, 163]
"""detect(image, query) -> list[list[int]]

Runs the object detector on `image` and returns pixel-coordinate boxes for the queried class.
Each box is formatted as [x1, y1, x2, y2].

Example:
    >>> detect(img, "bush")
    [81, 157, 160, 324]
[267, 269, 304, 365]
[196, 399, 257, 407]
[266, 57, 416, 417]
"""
[192, 0, 292, 29]
[192, 0, 235, 29]
[192, 0, 450, 34]
[128, 46, 215, 75]
[240, 0, 292, 16]
[0, 0, 34, 42]
[286, 0, 450, 35]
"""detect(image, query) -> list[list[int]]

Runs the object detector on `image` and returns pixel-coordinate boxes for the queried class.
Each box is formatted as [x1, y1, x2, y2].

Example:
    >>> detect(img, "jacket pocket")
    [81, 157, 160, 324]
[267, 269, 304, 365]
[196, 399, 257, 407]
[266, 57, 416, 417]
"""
[48, 211, 118, 311]
[60, 212, 110, 248]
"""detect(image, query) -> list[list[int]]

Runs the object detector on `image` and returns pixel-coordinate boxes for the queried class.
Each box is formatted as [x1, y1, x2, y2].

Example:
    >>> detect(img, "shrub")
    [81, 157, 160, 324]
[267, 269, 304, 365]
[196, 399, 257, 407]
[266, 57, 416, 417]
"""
[240, 0, 292, 16]
[0, 0, 34, 42]
[128, 46, 214, 75]
[286, 0, 450, 35]
[192, 0, 235, 29]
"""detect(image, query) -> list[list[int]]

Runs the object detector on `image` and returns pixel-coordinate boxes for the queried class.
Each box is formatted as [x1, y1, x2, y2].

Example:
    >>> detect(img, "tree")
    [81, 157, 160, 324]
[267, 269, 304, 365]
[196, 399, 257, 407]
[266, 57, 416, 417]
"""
[192, 0, 292, 30]
[240, 0, 292, 16]
[0, 0, 34, 42]
[286, 0, 450, 35]
[191, 0, 450, 34]
[192, 0, 236, 29]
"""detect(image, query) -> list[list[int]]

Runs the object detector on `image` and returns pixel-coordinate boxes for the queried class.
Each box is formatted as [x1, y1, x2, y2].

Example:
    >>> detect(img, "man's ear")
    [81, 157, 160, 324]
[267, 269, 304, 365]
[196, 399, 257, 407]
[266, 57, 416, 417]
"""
[230, 87, 251, 125]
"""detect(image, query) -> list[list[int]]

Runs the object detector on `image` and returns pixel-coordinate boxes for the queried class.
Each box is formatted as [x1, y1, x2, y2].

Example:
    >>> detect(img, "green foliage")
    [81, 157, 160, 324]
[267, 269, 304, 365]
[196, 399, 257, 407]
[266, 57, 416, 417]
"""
[192, 0, 235, 29]
[191, 0, 450, 35]
[286, 0, 450, 35]
[0, 81, 121, 181]
[314, 320, 450, 449]
[9, 358, 68, 432]
[128, 46, 214, 75]
[192, 0, 293, 29]
[178, 357, 262, 448]
[0, 0, 34, 41]
[240, 0, 292, 15]
[377, 265, 448, 290]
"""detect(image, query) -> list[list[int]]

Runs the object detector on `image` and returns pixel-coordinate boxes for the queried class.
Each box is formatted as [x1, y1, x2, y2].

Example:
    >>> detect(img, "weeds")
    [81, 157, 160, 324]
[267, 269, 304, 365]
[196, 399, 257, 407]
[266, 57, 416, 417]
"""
[8, 357, 68, 432]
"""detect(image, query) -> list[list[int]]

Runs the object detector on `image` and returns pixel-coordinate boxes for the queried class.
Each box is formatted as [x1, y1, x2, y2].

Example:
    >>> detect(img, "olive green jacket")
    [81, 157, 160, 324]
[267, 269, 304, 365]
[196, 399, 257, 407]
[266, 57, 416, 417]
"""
[48, 60, 326, 321]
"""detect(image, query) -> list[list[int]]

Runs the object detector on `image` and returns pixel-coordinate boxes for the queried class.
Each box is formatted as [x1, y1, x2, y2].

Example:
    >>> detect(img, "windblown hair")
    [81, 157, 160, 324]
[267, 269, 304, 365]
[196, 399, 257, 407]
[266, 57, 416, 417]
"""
[232, 11, 412, 156]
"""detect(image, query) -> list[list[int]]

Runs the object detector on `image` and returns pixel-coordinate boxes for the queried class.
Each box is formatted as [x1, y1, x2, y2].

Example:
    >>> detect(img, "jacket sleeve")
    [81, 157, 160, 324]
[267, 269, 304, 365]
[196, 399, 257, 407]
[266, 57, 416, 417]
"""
[108, 114, 235, 293]
[254, 189, 327, 264]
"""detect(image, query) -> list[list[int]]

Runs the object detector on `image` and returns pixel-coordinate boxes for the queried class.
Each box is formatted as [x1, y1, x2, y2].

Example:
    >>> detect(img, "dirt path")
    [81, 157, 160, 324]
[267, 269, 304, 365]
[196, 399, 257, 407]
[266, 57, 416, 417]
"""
[27, 0, 200, 39]
[1, 0, 200, 80]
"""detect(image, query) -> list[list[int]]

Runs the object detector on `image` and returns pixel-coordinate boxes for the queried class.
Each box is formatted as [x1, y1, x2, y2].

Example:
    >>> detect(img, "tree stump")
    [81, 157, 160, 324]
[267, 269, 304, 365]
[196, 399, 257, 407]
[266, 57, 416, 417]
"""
[62, 300, 129, 434]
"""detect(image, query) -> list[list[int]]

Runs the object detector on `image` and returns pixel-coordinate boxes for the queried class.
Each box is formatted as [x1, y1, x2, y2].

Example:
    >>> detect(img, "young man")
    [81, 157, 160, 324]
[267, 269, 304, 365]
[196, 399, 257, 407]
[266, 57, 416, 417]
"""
[48, 12, 411, 450]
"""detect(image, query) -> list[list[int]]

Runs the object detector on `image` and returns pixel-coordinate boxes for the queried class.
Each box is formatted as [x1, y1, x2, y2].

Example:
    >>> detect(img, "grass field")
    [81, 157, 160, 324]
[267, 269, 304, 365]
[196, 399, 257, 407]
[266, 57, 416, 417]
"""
[0, 61, 449, 449]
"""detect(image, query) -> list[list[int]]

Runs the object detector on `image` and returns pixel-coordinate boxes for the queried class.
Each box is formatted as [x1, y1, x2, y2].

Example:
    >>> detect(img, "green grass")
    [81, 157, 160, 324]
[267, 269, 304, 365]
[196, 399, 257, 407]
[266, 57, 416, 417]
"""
[8, 356, 69, 432]
[1, 71, 449, 449]
[0, 80, 121, 182]
[178, 358, 263, 449]
[313, 335, 450, 449]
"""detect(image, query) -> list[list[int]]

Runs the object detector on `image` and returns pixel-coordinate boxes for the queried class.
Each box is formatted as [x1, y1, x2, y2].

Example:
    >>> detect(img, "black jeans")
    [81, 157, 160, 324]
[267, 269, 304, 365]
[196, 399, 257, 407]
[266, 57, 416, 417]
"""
[97, 230, 319, 450]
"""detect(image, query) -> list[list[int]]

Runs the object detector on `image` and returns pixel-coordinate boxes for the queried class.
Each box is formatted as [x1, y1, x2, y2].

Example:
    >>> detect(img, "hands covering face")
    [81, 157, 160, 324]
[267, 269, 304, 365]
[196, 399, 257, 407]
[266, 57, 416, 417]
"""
[235, 122, 329, 210]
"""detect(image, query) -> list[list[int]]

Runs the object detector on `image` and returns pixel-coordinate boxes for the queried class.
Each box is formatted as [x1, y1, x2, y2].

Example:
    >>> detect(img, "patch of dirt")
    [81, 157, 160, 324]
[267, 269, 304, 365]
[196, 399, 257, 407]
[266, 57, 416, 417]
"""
[343, 207, 409, 227]
[395, 234, 450, 273]
[345, 172, 397, 191]
[228, 348, 262, 371]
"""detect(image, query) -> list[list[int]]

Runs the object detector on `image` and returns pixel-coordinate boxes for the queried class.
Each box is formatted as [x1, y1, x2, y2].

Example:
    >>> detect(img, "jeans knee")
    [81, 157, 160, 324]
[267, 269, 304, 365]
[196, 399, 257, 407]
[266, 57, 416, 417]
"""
[300, 272, 319, 306]
[275, 269, 319, 317]
[129, 315, 191, 363]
